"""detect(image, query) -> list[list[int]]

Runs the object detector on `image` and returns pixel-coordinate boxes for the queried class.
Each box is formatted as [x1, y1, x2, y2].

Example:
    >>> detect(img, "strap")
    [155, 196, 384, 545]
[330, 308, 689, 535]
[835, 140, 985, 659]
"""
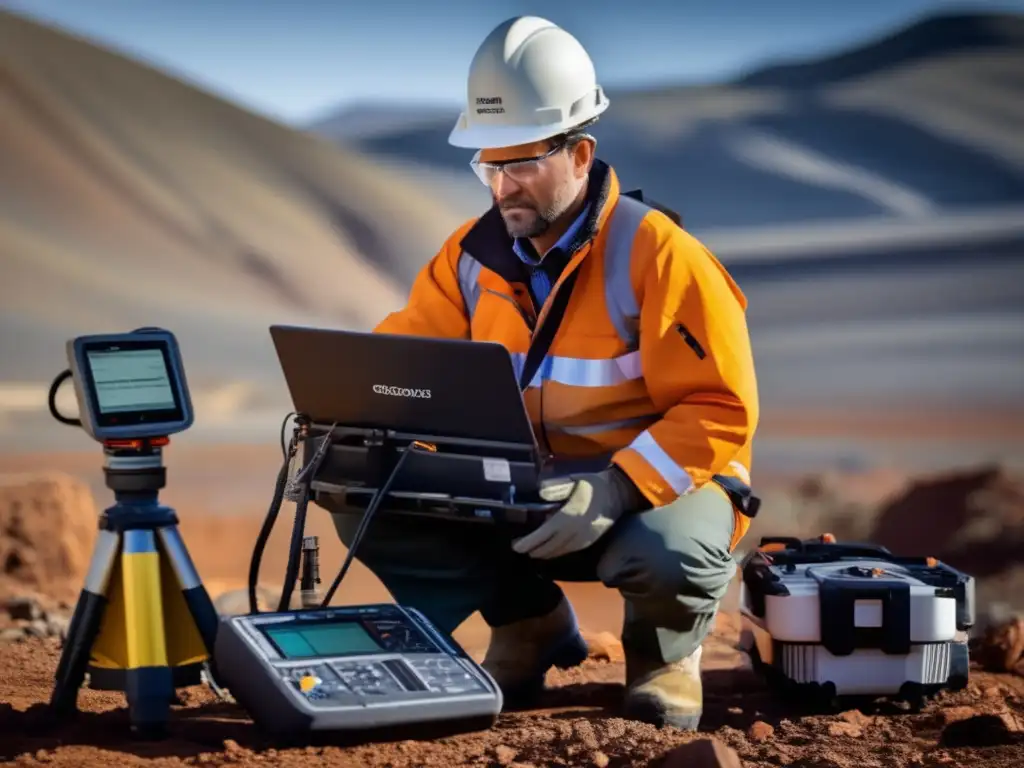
[515, 188, 679, 391]
[517, 267, 581, 390]
[623, 188, 682, 226]
[456, 250, 482, 318]
[711, 474, 761, 518]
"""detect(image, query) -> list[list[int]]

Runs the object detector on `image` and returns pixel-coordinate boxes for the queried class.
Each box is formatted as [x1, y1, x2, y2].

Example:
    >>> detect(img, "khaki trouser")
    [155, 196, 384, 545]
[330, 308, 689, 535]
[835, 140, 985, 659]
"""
[318, 484, 737, 665]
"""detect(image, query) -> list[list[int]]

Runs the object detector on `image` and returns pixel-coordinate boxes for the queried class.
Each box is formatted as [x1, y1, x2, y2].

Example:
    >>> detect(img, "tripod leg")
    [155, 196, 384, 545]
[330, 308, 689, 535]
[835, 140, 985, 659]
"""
[50, 529, 120, 717]
[121, 529, 173, 736]
[156, 526, 219, 654]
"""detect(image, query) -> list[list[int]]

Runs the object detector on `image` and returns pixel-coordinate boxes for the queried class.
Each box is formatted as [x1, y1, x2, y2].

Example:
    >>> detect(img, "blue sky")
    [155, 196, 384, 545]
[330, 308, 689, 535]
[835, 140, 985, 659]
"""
[2, 0, 1022, 125]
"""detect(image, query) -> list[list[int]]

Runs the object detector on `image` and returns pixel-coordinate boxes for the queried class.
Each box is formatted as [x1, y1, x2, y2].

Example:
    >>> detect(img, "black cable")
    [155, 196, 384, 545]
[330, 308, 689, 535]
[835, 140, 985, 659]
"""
[277, 423, 336, 612]
[248, 416, 305, 615]
[320, 441, 420, 607]
[48, 370, 81, 427]
[277, 486, 311, 612]
[279, 411, 296, 459]
[248, 456, 291, 614]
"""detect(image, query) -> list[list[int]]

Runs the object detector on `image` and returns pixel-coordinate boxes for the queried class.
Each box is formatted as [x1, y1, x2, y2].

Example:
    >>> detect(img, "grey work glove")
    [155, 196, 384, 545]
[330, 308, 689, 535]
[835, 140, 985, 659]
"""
[512, 466, 647, 560]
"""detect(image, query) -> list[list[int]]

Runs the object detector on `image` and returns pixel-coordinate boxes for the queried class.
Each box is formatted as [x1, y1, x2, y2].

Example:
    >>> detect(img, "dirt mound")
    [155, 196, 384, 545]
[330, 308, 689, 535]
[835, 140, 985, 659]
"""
[1, 632, 1022, 767]
[0, 472, 97, 606]
[747, 464, 1024, 627]
[976, 617, 1024, 677]
[870, 465, 1024, 625]
[871, 465, 1024, 574]
[742, 467, 910, 548]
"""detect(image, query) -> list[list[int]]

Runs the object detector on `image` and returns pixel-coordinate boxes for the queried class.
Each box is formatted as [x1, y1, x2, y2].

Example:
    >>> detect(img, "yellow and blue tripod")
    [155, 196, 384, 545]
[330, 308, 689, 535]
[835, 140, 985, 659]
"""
[49, 438, 220, 738]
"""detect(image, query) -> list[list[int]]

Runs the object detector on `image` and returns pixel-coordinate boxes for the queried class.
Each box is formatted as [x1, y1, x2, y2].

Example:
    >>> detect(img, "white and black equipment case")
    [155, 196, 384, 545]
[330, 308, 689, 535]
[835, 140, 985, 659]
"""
[738, 536, 975, 705]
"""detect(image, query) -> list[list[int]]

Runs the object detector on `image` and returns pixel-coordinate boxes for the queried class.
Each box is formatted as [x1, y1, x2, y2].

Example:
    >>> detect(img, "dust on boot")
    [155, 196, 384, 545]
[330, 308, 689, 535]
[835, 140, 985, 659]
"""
[482, 596, 589, 706]
[623, 644, 704, 731]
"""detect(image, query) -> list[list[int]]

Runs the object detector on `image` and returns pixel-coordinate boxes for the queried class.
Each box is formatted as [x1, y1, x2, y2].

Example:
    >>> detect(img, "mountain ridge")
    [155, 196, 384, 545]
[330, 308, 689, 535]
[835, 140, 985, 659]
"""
[312, 10, 1024, 136]
[309, 9, 1024, 236]
[737, 10, 1024, 88]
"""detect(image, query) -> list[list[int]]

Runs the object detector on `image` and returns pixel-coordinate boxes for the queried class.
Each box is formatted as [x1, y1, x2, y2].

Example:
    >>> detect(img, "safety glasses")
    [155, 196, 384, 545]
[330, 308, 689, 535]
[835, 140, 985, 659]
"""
[469, 135, 593, 186]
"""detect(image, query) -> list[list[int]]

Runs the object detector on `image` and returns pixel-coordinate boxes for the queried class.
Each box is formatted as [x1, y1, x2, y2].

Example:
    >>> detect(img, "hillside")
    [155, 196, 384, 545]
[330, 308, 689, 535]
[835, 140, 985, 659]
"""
[736, 11, 1024, 87]
[0, 9, 466, 450]
[311, 11, 1024, 233]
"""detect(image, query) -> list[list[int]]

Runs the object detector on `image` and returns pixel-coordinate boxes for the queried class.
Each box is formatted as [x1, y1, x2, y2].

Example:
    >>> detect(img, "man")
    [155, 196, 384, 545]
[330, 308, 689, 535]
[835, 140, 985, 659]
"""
[323, 16, 759, 731]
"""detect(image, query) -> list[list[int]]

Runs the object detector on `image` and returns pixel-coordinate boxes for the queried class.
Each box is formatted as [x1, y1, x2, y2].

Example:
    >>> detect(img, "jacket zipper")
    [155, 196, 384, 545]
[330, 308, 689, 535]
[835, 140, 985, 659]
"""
[675, 322, 706, 360]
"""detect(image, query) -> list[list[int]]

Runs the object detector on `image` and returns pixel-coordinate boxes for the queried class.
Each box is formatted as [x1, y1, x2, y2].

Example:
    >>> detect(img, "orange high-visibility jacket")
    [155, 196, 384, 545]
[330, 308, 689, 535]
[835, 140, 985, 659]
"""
[375, 160, 759, 549]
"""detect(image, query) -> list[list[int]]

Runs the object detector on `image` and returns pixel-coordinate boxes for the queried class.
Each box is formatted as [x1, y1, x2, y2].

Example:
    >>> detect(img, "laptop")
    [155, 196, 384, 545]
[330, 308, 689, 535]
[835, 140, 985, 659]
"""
[269, 324, 536, 445]
[269, 325, 560, 524]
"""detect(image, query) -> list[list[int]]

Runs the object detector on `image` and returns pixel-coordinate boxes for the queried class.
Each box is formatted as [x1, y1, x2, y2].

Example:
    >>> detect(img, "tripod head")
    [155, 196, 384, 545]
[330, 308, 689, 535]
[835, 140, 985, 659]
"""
[48, 327, 194, 497]
[101, 437, 169, 496]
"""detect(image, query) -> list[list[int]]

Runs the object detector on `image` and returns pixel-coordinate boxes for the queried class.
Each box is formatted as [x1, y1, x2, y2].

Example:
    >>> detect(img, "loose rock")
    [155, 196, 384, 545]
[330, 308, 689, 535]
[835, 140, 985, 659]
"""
[213, 584, 282, 615]
[747, 720, 775, 741]
[938, 705, 981, 726]
[838, 709, 873, 728]
[828, 721, 864, 738]
[975, 617, 1024, 676]
[493, 744, 518, 765]
[941, 713, 1018, 747]
[660, 737, 742, 768]
[582, 630, 624, 663]
[0, 595, 72, 644]
[6, 596, 43, 621]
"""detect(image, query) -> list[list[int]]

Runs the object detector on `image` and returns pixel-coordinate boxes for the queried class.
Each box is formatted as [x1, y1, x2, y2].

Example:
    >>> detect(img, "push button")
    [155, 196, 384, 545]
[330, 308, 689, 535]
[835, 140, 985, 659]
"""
[298, 674, 322, 695]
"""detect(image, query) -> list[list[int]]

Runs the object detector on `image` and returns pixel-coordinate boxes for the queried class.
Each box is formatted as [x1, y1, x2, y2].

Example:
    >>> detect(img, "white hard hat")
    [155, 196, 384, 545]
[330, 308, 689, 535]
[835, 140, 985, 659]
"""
[448, 16, 610, 150]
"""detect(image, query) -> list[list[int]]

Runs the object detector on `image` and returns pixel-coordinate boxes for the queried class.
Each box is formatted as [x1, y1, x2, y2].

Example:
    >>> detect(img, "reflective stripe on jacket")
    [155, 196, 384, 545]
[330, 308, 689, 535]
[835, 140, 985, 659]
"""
[374, 160, 759, 550]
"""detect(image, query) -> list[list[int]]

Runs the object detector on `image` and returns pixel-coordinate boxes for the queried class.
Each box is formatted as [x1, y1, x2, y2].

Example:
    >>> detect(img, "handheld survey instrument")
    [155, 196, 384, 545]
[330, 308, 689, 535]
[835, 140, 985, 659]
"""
[211, 327, 517, 740]
[214, 603, 502, 740]
[739, 534, 975, 708]
[46, 328, 219, 737]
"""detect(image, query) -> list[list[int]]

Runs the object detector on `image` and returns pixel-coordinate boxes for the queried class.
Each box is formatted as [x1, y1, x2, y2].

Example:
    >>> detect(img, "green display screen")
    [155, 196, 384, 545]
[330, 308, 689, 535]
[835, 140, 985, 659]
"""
[264, 621, 381, 659]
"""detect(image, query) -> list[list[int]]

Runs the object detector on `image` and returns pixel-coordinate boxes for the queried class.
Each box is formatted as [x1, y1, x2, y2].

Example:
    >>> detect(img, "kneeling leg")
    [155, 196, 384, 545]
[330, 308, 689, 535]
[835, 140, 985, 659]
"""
[597, 485, 737, 729]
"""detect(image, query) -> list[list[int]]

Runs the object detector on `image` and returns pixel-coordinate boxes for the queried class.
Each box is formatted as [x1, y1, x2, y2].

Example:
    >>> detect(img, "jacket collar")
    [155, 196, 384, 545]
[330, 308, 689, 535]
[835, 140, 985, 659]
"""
[460, 159, 621, 284]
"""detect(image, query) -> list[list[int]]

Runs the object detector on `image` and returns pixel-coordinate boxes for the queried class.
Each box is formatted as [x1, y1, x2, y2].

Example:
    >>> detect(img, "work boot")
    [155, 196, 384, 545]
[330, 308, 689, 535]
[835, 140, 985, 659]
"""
[622, 645, 703, 731]
[481, 596, 589, 706]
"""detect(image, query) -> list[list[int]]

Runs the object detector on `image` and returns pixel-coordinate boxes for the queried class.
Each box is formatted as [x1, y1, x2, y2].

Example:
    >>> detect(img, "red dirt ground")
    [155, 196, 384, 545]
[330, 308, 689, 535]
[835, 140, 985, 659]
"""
[2, 619, 1023, 767]
[2, 459, 1023, 766]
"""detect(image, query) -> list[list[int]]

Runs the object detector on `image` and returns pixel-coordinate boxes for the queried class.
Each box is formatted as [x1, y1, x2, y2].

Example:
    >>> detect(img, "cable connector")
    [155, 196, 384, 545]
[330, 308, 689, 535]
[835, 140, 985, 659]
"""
[282, 442, 305, 503]
[300, 535, 321, 608]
